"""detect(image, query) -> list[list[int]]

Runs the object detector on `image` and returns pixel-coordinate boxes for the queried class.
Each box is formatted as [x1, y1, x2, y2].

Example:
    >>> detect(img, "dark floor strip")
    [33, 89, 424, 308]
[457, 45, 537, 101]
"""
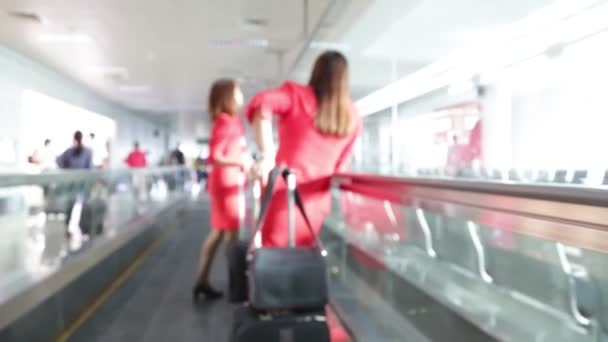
[69, 202, 234, 342]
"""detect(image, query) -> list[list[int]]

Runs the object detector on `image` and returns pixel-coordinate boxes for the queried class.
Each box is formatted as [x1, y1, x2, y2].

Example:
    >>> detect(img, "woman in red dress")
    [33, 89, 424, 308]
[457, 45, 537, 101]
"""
[246, 51, 362, 247]
[194, 79, 249, 300]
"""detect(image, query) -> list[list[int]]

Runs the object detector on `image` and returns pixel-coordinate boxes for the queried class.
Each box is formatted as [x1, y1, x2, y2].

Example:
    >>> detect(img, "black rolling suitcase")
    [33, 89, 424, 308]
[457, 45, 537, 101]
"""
[231, 167, 330, 342]
[65, 195, 93, 236]
[247, 167, 328, 311]
[66, 194, 106, 237]
[231, 305, 329, 342]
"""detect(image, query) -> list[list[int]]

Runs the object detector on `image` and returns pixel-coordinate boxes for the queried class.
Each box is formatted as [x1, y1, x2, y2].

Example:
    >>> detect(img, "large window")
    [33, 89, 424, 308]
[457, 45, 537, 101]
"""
[20, 90, 116, 170]
[294, 0, 608, 185]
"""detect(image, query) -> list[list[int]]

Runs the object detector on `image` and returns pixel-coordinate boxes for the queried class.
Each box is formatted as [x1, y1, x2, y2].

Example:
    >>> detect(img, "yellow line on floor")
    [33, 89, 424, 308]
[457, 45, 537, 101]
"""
[54, 211, 187, 342]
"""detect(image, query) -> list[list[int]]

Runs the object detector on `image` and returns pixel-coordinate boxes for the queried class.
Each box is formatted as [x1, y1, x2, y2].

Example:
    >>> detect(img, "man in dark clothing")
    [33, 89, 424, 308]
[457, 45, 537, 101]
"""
[169, 145, 187, 190]
[194, 155, 208, 183]
[57, 131, 93, 169]
[171, 146, 185, 165]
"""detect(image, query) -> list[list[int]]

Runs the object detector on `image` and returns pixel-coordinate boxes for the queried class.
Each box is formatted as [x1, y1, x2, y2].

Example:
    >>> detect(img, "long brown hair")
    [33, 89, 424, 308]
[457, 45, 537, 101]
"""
[73, 130, 84, 156]
[208, 78, 238, 121]
[308, 51, 352, 136]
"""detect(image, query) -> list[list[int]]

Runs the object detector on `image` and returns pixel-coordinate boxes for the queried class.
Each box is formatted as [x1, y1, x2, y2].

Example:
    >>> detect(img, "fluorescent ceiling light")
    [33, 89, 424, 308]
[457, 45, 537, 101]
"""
[209, 38, 269, 47]
[310, 41, 349, 51]
[242, 39, 269, 47]
[118, 85, 150, 93]
[39, 32, 93, 44]
[243, 18, 269, 30]
[355, 0, 608, 116]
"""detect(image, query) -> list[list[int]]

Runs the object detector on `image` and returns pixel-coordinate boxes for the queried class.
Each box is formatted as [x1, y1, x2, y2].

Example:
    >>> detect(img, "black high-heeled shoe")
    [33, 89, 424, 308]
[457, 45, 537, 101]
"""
[192, 283, 223, 301]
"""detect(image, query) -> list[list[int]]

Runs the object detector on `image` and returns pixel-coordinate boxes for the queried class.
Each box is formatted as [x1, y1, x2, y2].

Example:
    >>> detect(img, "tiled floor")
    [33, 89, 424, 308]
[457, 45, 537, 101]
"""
[70, 204, 234, 342]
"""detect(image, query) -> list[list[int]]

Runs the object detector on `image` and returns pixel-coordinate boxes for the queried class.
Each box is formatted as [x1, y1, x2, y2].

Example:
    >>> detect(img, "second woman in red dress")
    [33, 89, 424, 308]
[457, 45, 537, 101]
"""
[194, 79, 249, 300]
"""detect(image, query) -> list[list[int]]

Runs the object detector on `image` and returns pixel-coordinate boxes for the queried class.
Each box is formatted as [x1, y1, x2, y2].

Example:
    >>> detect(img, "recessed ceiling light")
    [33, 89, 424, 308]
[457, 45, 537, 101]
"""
[87, 66, 129, 82]
[243, 18, 268, 30]
[237, 76, 263, 84]
[39, 32, 93, 44]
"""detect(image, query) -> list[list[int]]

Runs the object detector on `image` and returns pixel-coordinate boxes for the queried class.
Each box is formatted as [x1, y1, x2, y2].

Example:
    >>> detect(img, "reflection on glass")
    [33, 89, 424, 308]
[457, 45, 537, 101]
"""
[323, 187, 605, 341]
[0, 167, 192, 304]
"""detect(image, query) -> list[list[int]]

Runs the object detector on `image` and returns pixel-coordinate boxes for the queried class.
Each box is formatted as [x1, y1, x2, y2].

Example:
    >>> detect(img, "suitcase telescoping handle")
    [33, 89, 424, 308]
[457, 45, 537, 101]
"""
[286, 171, 296, 247]
[250, 180, 262, 247]
[251, 166, 325, 251]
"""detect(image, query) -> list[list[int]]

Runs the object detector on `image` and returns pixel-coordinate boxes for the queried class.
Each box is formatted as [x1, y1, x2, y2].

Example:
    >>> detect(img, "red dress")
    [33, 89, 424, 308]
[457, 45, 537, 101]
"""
[125, 149, 147, 168]
[245, 81, 362, 247]
[208, 113, 247, 230]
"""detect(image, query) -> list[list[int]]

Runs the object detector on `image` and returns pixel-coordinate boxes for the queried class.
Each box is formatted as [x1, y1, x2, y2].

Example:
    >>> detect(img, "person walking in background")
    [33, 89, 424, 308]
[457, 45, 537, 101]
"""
[247, 50, 361, 247]
[170, 144, 186, 165]
[446, 135, 464, 176]
[125, 141, 147, 168]
[29, 138, 56, 171]
[468, 119, 482, 170]
[193, 79, 250, 300]
[169, 144, 188, 190]
[89, 133, 108, 169]
[194, 153, 209, 184]
[57, 132, 93, 253]
[125, 141, 148, 203]
[56, 131, 93, 169]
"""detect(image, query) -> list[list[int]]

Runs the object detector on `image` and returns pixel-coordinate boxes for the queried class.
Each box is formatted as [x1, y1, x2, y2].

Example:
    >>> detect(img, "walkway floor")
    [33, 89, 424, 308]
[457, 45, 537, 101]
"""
[70, 201, 233, 342]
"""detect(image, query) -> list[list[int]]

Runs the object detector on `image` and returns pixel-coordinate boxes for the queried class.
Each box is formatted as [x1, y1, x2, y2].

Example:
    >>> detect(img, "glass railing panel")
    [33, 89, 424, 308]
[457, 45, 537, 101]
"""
[324, 185, 602, 342]
[580, 249, 608, 339]
[326, 189, 492, 340]
[428, 213, 478, 275]
[0, 167, 192, 304]
[478, 225, 570, 315]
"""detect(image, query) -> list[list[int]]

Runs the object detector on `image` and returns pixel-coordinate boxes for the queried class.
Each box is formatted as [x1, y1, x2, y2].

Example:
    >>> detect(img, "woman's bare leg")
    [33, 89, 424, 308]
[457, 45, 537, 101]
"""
[224, 230, 238, 244]
[196, 229, 224, 286]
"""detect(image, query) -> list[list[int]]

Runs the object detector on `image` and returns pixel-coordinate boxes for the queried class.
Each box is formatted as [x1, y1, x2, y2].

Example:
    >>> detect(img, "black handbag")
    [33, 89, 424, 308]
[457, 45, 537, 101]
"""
[248, 167, 328, 311]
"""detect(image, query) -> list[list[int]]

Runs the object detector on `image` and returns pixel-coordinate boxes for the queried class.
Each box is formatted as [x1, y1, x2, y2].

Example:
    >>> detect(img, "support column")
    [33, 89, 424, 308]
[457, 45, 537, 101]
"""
[390, 54, 399, 175]
[481, 84, 513, 171]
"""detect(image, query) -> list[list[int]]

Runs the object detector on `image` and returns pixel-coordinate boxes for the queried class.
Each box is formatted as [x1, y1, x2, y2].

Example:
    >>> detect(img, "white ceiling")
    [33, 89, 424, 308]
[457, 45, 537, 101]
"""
[365, 0, 558, 60]
[0, 0, 559, 138]
[310, 0, 559, 98]
[0, 0, 352, 115]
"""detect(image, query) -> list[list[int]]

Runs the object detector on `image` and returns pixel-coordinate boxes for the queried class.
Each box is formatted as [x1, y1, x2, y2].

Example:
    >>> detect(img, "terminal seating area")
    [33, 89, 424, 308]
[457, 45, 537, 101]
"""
[416, 167, 607, 185]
